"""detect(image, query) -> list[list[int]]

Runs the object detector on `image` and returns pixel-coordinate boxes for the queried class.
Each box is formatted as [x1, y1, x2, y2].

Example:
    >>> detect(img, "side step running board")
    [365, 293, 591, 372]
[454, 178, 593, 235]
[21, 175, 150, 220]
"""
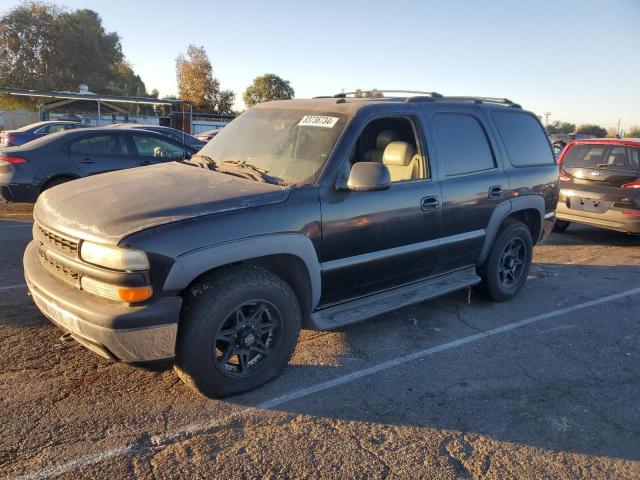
[309, 266, 480, 330]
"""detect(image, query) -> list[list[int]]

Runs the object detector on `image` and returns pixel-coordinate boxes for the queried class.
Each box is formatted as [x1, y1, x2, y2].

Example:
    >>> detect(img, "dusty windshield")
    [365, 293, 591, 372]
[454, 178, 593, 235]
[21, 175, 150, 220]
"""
[196, 108, 347, 185]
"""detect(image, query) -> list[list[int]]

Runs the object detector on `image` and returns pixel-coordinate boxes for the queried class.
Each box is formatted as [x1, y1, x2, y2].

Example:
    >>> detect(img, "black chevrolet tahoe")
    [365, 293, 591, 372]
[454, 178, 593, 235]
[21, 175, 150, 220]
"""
[23, 92, 559, 397]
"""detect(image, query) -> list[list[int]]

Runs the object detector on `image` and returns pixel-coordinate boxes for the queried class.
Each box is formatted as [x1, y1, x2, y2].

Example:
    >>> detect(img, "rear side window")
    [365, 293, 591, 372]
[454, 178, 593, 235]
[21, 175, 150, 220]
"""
[69, 134, 129, 155]
[434, 113, 495, 176]
[492, 111, 555, 167]
[48, 124, 67, 134]
[563, 144, 640, 171]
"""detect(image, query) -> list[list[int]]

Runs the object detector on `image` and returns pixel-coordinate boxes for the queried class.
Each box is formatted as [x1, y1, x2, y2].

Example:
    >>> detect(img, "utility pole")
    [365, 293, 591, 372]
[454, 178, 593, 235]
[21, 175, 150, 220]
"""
[543, 112, 551, 127]
[617, 118, 621, 138]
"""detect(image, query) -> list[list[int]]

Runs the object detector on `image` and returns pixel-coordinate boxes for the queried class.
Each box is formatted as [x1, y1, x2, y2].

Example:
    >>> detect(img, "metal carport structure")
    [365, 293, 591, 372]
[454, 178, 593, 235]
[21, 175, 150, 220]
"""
[0, 87, 193, 131]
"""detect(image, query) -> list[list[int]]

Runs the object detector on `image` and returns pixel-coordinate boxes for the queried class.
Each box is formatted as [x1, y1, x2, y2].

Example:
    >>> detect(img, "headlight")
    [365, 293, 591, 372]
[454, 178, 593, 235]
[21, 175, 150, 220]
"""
[80, 241, 149, 271]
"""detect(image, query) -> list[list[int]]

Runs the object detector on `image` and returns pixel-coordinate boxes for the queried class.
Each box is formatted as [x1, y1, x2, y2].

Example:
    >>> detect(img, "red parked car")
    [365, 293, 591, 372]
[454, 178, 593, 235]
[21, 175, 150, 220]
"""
[555, 138, 640, 234]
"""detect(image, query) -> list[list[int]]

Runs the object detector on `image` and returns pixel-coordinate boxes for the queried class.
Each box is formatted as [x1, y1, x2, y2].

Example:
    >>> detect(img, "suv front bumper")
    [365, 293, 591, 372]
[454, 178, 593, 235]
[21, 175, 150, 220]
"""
[23, 241, 182, 362]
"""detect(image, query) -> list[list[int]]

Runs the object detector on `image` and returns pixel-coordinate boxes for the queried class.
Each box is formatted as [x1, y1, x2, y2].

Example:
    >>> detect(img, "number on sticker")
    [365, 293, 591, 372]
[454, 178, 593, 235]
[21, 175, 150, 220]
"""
[298, 116, 339, 128]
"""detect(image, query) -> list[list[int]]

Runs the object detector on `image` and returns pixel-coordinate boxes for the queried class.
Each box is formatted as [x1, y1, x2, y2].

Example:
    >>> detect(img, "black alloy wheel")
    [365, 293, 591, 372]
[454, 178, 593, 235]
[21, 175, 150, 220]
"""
[213, 300, 281, 378]
[498, 238, 526, 287]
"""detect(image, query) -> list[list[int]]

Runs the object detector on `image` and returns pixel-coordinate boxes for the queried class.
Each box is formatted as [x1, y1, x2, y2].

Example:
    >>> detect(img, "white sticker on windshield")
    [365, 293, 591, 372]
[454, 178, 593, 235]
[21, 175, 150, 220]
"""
[298, 115, 339, 128]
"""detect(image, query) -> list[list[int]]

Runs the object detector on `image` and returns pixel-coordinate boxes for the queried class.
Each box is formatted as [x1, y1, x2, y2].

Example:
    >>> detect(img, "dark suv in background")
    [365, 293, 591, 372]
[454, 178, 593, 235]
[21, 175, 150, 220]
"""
[23, 92, 558, 397]
[0, 127, 196, 202]
[555, 138, 640, 234]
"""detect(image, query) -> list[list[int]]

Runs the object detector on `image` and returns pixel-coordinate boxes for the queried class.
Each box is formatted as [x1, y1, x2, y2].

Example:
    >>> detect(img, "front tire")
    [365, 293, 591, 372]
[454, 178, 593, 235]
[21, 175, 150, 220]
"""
[174, 265, 301, 398]
[478, 221, 533, 302]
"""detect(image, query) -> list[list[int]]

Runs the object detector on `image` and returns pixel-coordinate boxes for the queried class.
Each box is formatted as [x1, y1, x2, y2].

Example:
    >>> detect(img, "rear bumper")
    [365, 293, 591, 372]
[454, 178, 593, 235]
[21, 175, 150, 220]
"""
[0, 165, 40, 203]
[24, 241, 182, 362]
[0, 183, 39, 203]
[556, 202, 640, 234]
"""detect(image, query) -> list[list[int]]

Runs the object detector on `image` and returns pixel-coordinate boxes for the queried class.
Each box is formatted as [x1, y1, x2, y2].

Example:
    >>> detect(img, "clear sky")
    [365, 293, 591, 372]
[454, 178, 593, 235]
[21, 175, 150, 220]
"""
[3, 0, 640, 129]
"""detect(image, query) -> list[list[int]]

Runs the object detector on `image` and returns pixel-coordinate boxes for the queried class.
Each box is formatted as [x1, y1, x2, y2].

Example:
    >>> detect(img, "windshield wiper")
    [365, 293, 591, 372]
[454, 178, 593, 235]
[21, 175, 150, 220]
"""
[596, 163, 621, 168]
[221, 160, 289, 185]
[186, 154, 218, 169]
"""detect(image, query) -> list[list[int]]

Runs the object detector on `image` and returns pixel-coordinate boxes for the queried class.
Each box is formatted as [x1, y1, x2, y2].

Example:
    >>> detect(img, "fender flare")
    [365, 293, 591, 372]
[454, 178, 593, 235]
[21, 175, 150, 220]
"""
[478, 195, 545, 265]
[163, 233, 322, 309]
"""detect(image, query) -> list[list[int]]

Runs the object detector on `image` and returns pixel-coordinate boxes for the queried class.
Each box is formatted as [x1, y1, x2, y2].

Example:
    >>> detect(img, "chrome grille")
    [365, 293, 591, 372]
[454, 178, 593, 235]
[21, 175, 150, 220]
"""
[37, 248, 80, 287]
[36, 225, 79, 257]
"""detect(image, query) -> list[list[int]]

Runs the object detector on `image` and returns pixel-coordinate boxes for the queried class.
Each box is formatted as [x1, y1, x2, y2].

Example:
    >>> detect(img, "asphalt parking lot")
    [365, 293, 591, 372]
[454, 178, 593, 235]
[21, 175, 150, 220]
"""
[1, 203, 639, 479]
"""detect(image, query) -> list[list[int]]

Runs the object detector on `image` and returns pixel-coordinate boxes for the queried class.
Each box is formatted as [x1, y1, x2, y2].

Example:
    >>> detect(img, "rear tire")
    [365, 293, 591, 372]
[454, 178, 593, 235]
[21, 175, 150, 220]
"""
[174, 265, 301, 398]
[478, 221, 533, 302]
[553, 220, 570, 233]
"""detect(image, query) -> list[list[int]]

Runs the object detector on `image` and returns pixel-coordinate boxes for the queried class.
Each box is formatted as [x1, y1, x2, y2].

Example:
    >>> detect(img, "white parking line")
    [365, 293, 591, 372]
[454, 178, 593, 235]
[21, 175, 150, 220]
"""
[15, 286, 640, 480]
[0, 283, 26, 292]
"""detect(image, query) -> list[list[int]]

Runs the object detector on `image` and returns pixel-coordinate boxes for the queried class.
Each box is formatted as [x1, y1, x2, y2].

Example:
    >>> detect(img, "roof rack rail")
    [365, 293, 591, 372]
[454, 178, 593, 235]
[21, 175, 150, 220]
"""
[330, 90, 443, 99]
[442, 96, 522, 108]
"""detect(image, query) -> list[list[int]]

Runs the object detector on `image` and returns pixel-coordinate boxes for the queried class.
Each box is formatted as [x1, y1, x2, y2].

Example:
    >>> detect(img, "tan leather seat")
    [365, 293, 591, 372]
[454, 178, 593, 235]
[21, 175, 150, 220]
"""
[364, 130, 397, 163]
[382, 141, 420, 181]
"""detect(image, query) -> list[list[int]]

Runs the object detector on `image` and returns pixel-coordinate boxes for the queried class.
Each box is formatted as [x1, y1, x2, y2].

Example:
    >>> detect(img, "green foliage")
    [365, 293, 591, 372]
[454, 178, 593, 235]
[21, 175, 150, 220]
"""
[216, 89, 236, 114]
[0, 2, 149, 96]
[354, 89, 383, 98]
[624, 126, 640, 138]
[576, 124, 607, 138]
[546, 120, 576, 135]
[0, 93, 36, 110]
[243, 74, 294, 107]
[175, 45, 234, 113]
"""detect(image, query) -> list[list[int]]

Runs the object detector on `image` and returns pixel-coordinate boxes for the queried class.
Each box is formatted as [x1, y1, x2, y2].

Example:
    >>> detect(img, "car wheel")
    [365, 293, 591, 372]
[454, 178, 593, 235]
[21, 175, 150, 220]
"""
[553, 220, 570, 233]
[174, 265, 301, 398]
[478, 221, 533, 302]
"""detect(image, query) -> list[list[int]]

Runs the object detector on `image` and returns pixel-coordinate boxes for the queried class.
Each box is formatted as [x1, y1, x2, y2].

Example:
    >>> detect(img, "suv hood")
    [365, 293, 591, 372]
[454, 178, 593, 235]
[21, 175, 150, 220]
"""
[34, 162, 290, 245]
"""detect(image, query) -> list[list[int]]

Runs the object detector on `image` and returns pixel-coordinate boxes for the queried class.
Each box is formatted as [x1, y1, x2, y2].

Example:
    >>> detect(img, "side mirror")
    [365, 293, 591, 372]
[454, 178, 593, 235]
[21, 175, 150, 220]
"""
[341, 162, 391, 192]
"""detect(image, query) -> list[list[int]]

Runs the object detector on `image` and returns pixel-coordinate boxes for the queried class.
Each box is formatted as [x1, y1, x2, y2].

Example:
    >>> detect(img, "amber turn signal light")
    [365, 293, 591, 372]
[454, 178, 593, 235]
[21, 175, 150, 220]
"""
[117, 286, 153, 303]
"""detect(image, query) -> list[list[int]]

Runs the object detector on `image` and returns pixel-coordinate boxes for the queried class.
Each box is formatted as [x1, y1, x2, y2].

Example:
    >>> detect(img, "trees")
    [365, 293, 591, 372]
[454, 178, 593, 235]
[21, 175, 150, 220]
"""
[243, 74, 294, 108]
[0, 2, 148, 97]
[546, 121, 576, 135]
[176, 45, 217, 111]
[216, 89, 236, 114]
[175, 45, 235, 113]
[624, 126, 640, 138]
[576, 124, 607, 138]
[354, 89, 383, 98]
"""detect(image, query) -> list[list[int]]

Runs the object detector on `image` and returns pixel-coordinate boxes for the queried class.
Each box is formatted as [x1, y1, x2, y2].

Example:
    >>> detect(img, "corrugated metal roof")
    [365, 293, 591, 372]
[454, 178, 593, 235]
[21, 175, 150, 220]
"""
[0, 87, 189, 105]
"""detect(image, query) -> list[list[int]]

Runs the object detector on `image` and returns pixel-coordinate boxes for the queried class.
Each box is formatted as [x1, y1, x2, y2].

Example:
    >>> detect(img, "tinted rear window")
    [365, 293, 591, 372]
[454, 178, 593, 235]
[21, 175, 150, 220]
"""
[492, 111, 555, 166]
[69, 134, 129, 155]
[563, 144, 640, 171]
[434, 113, 495, 176]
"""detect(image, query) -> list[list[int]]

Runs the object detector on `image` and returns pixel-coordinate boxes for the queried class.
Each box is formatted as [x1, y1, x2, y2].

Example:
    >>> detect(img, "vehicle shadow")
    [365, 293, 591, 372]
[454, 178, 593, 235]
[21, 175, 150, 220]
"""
[225, 262, 640, 462]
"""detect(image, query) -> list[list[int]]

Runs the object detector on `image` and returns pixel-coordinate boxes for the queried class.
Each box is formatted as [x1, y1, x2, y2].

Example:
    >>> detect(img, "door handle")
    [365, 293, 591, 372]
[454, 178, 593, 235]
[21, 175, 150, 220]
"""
[489, 185, 504, 199]
[421, 196, 440, 212]
[79, 158, 95, 164]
